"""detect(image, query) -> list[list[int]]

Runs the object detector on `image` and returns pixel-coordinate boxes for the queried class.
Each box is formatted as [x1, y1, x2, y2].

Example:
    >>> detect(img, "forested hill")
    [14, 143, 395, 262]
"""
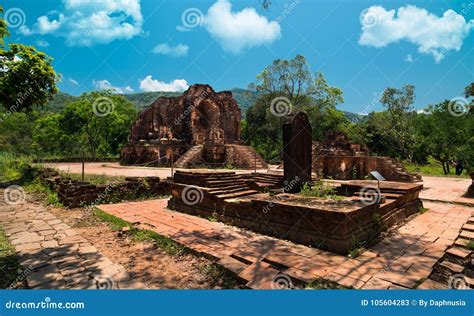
[43, 89, 365, 123]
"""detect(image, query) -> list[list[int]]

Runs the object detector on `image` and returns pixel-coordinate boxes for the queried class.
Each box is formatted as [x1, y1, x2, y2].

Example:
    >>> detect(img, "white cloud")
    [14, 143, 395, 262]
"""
[69, 78, 79, 86]
[404, 54, 413, 63]
[93, 79, 134, 94]
[35, 39, 50, 47]
[124, 86, 135, 93]
[139, 75, 189, 92]
[359, 5, 474, 63]
[18, 0, 143, 46]
[152, 43, 189, 57]
[204, 0, 281, 54]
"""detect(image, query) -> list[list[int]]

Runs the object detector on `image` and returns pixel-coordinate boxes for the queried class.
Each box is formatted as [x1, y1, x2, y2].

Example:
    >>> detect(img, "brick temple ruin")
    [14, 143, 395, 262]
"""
[312, 132, 422, 182]
[121, 84, 267, 169]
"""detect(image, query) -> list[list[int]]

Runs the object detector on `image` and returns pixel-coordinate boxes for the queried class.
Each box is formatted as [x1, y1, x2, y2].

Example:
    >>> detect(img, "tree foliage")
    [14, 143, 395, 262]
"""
[0, 6, 59, 113]
[244, 55, 347, 161]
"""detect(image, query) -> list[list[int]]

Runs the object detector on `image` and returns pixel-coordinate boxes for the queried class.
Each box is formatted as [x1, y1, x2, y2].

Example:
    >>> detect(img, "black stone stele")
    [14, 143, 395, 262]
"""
[282, 111, 312, 193]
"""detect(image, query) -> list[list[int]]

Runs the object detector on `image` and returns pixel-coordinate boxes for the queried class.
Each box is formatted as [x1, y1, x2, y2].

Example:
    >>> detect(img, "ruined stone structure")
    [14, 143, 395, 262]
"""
[168, 170, 423, 254]
[312, 132, 422, 182]
[282, 112, 312, 193]
[121, 84, 267, 169]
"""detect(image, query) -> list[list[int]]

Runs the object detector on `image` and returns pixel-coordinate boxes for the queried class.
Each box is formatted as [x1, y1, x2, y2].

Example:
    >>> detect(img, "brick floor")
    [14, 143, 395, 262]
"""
[97, 199, 473, 289]
[0, 201, 146, 289]
[420, 176, 473, 206]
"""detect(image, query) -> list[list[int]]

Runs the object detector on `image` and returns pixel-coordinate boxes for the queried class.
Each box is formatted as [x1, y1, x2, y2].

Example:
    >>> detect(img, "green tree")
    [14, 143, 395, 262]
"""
[244, 55, 346, 161]
[59, 91, 137, 159]
[0, 6, 59, 113]
[379, 84, 419, 161]
[0, 112, 34, 154]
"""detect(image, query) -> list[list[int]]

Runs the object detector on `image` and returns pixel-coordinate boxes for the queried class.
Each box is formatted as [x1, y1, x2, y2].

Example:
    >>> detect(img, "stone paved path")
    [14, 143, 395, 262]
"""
[98, 199, 472, 289]
[0, 200, 146, 289]
[420, 176, 473, 206]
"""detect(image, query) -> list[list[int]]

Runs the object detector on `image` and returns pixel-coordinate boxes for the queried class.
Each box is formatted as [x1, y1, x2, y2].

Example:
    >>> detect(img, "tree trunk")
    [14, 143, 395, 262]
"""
[442, 162, 447, 175]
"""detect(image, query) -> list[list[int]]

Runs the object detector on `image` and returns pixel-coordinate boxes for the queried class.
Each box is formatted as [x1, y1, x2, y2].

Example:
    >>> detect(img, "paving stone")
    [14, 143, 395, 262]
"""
[361, 277, 392, 289]
[217, 256, 249, 275]
[238, 261, 280, 289]
[324, 272, 365, 289]
[16, 242, 42, 252]
[417, 279, 447, 290]
[42, 240, 59, 248]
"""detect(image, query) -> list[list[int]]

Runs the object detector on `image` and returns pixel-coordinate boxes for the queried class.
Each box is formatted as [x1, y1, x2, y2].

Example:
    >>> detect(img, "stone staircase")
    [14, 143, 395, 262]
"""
[228, 145, 268, 169]
[379, 157, 422, 182]
[173, 171, 260, 201]
[174, 145, 203, 168]
[419, 216, 474, 289]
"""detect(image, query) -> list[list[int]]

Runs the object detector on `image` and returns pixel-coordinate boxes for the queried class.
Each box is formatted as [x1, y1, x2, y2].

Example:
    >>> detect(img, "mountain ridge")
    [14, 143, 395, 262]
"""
[44, 89, 365, 123]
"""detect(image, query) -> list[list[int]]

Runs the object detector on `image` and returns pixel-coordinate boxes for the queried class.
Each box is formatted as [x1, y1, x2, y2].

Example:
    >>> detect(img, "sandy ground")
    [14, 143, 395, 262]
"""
[46, 162, 274, 179]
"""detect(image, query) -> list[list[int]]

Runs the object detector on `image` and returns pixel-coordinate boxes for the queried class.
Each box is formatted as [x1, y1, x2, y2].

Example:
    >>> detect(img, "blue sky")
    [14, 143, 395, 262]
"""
[3, 0, 473, 114]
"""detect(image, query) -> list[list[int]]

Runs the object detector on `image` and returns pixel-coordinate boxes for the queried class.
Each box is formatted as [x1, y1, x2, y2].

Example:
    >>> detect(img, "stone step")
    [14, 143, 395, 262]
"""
[453, 238, 470, 249]
[417, 279, 447, 289]
[444, 247, 472, 266]
[438, 260, 465, 275]
[459, 230, 474, 240]
[468, 217, 474, 225]
[217, 190, 259, 200]
[462, 223, 474, 232]
[208, 186, 253, 195]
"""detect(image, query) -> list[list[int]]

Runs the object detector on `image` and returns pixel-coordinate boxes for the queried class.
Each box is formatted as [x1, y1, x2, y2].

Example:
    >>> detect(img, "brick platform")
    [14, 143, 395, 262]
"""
[97, 199, 472, 289]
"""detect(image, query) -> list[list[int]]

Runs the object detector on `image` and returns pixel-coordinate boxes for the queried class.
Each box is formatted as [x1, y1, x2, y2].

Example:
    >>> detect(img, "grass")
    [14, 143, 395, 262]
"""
[23, 178, 63, 207]
[419, 207, 429, 214]
[0, 153, 36, 183]
[0, 227, 23, 289]
[93, 208, 186, 256]
[60, 172, 126, 185]
[305, 278, 343, 289]
[404, 157, 470, 178]
[300, 181, 343, 200]
[468, 240, 474, 251]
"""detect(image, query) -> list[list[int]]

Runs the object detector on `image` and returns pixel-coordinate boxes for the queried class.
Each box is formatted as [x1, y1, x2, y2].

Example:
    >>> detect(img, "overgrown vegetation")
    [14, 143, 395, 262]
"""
[0, 227, 23, 289]
[300, 181, 342, 200]
[93, 209, 186, 256]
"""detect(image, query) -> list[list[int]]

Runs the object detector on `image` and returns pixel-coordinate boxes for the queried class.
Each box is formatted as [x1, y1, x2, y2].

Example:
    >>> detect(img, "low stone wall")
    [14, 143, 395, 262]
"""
[39, 168, 170, 208]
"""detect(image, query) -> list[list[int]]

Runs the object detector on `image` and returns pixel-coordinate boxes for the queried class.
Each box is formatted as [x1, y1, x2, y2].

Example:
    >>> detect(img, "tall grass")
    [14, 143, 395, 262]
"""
[0, 153, 35, 182]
